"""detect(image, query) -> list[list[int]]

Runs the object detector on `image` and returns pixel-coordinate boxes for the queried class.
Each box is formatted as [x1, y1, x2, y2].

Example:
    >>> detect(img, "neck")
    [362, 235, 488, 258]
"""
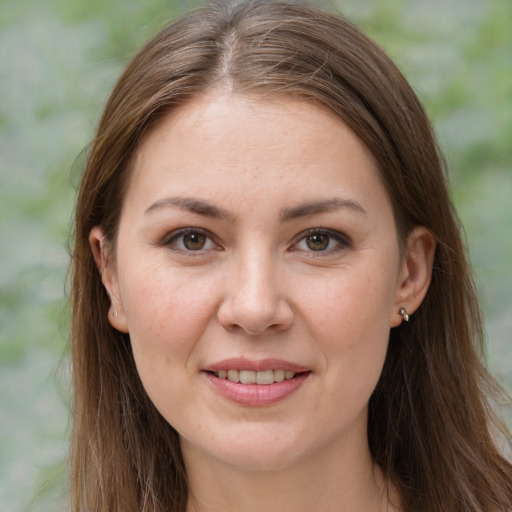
[183, 423, 399, 512]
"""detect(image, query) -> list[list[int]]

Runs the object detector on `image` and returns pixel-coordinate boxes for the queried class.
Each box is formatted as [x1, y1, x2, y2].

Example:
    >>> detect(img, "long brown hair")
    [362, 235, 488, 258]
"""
[70, 1, 512, 510]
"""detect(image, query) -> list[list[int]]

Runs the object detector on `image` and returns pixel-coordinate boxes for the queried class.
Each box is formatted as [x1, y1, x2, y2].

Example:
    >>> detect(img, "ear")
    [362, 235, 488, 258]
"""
[391, 226, 436, 327]
[89, 226, 129, 333]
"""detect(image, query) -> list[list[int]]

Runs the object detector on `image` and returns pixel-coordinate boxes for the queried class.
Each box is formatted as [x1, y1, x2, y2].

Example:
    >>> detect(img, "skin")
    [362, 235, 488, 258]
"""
[91, 92, 435, 511]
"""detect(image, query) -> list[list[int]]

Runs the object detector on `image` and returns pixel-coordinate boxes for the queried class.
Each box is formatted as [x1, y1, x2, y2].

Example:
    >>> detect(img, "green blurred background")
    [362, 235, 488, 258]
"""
[0, 0, 510, 509]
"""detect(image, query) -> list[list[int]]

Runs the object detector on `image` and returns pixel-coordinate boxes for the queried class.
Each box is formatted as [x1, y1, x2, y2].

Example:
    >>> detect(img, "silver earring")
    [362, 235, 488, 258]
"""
[399, 307, 409, 322]
[113, 310, 118, 318]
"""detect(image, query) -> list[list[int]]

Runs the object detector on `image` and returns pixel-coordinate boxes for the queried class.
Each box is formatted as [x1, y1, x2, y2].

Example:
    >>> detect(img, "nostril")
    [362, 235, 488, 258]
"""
[217, 285, 294, 335]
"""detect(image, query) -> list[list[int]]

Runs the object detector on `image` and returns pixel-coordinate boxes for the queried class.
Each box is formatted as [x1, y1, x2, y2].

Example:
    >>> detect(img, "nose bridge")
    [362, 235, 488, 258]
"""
[238, 249, 277, 306]
[217, 243, 293, 335]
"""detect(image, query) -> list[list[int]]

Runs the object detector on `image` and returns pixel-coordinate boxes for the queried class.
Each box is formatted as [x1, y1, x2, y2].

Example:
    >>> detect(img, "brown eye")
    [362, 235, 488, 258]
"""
[292, 229, 351, 255]
[182, 232, 207, 250]
[164, 228, 216, 253]
[305, 233, 330, 251]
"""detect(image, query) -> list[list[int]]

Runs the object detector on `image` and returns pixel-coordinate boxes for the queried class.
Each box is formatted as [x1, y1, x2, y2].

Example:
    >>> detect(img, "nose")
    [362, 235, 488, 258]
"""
[217, 251, 294, 336]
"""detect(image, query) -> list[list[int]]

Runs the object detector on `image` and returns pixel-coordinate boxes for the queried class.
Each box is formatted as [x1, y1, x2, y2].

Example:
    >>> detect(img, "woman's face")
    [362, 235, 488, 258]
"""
[98, 93, 414, 471]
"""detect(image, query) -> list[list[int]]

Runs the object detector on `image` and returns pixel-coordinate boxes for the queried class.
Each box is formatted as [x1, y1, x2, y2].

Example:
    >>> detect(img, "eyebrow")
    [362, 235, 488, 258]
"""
[144, 196, 366, 222]
[281, 198, 366, 220]
[145, 196, 236, 222]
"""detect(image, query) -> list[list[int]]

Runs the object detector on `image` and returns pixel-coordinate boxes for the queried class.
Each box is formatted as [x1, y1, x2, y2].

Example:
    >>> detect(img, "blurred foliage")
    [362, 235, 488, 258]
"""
[0, 0, 510, 509]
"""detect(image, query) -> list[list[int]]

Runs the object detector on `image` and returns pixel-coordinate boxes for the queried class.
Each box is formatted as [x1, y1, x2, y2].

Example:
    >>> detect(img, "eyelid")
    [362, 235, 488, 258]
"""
[159, 226, 351, 256]
[161, 227, 221, 254]
[290, 228, 352, 254]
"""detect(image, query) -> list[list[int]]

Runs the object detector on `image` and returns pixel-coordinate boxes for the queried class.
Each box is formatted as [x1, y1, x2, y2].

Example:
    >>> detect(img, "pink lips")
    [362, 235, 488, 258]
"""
[204, 358, 310, 373]
[203, 358, 311, 406]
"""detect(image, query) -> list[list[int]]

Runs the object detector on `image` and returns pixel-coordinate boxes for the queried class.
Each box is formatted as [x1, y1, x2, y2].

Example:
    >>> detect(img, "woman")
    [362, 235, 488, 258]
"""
[70, 1, 512, 510]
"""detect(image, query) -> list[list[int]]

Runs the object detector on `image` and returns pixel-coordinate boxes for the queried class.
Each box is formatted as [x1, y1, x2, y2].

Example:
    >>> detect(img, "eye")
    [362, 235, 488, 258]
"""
[163, 228, 217, 253]
[181, 232, 208, 250]
[304, 233, 331, 251]
[292, 229, 350, 254]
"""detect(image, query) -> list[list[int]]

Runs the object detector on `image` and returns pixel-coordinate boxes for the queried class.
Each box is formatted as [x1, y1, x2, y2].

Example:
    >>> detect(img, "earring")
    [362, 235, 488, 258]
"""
[113, 310, 118, 318]
[399, 307, 409, 322]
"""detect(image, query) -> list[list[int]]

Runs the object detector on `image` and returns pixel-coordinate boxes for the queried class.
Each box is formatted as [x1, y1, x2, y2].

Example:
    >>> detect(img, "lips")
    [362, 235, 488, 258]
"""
[204, 357, 309, 374]
[203, 358, 311, 405]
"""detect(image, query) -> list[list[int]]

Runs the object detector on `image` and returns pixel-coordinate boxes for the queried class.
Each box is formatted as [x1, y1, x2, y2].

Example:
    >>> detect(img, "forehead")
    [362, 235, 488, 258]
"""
[125, 91, 391, 219]
[138, 92, 357, 160]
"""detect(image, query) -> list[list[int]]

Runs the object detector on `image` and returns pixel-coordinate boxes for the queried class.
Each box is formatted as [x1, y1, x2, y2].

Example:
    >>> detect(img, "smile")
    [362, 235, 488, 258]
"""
[205, 363, 311, 405]
[203, 358, 311, 405]
[215, 369, 297, 385]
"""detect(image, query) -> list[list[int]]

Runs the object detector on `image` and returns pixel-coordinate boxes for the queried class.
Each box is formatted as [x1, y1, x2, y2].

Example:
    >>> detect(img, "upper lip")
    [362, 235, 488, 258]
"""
[203, 358, 310, 373]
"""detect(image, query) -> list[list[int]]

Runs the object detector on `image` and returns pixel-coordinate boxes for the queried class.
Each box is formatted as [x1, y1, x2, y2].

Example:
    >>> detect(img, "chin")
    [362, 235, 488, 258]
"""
[218, 444, 305, 472]
[181, 424, 313, 473]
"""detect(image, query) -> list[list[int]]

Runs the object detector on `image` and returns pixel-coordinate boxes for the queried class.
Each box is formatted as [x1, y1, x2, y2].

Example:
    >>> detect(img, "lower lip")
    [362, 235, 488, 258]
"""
[204, 372, 310, 406]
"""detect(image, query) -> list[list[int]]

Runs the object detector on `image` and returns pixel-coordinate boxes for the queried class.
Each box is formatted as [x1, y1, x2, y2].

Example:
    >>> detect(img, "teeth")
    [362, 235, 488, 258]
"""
[215, 369, 298, 384]
[274, 369, 285, 382]
[256, 370, 274, 385]
[240, 370, 256, 384]
[227, 369, 239, 383]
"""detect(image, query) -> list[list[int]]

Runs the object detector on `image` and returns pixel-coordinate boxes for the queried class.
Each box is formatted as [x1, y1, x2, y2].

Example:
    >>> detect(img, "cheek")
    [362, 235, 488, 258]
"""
[118, 263, 219, 373]
[299, 267, 394, 393]
[118, 267, 223, 424]
[301, 267, 395, 342]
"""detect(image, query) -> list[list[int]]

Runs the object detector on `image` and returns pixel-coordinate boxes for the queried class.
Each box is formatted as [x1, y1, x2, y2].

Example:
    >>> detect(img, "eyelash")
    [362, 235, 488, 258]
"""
[161, 227, 219, 255]
[160, 227, 351, 256]
[291, 228, 352, 256]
